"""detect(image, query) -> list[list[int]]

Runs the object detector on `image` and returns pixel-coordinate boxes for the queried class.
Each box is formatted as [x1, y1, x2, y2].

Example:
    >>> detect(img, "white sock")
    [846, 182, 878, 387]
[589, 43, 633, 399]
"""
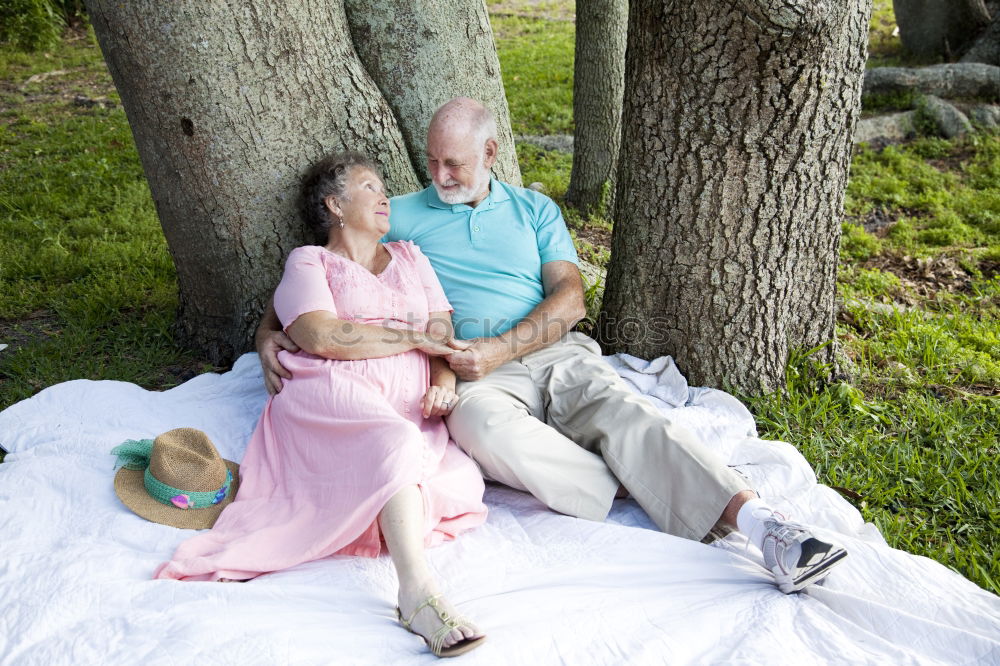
[735, 497, 771, 549]
[737, 498, 802, 568]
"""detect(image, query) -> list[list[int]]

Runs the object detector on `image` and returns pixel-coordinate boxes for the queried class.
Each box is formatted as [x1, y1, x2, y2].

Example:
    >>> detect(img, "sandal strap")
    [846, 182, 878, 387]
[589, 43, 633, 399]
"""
[401, 594, 471, 655]
[401, 593, 443, 630]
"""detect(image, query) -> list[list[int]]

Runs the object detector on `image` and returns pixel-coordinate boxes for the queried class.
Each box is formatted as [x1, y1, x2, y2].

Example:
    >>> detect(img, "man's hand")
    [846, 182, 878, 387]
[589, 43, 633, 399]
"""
[446, 339, 507, 381]
[258, 329, 300, 395]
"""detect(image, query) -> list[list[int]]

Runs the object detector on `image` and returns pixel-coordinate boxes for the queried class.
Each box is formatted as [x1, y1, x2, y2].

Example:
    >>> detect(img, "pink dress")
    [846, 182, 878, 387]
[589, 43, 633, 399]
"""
[154, 241, 487, 581]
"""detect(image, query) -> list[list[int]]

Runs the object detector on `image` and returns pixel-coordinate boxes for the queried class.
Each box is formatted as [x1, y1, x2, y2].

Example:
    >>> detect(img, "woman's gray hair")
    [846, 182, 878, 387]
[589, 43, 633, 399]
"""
[299, 151, 381, 242]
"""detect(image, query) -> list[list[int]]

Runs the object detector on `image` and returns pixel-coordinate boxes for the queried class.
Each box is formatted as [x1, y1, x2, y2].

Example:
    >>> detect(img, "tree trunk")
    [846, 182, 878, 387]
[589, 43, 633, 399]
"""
[893, 0, 992, 59]
[597, 0, 872, 394]
[343, 0, 521, 186]
[961, 2, 1000, 65]
[565, 0, 627, 214]
[84, 1, 511, 365]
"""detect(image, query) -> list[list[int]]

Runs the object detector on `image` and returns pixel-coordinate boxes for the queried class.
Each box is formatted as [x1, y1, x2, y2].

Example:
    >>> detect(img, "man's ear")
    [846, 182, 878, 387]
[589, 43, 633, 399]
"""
[483, 138, 499, 170]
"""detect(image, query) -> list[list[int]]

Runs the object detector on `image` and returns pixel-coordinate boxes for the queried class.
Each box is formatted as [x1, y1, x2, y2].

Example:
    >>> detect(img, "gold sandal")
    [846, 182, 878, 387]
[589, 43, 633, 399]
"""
[396, 594, 486, 658]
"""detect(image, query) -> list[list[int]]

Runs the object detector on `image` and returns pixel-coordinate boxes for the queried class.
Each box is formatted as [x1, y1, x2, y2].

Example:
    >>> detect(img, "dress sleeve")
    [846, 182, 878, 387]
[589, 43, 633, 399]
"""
[408, 242, 452, 313]
[273, 247, 338, 331]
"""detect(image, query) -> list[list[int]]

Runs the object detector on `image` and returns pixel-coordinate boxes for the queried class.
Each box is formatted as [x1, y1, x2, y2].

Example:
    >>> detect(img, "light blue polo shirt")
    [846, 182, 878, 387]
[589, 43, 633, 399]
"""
[385, 178, 578, 340]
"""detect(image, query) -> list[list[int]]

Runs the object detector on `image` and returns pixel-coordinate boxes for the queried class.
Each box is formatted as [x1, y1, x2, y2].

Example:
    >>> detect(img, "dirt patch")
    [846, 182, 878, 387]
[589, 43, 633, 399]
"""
[863, 253, 977, 301]
[0, 31, 118, 119]
[145, 361, 221, 390]
[846, 207, 900, 236]
[979, 258, 1000, 278]
[844, 206, 928, 236]
[574, 223, 611, 250]
[5, 69, 118, 114]
[925, 144, 980, 174]
[0, 310, 219, 393]
[0, 311, 63, 353]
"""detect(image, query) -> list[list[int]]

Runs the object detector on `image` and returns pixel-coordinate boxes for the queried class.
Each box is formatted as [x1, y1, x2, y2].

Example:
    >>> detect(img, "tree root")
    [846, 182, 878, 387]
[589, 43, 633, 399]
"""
[863, 63, 1000, 102]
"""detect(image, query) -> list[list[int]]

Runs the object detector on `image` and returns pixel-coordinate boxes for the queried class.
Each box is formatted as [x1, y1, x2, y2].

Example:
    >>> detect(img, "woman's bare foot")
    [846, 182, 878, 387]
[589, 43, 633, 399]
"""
[397, 581, 483, 654]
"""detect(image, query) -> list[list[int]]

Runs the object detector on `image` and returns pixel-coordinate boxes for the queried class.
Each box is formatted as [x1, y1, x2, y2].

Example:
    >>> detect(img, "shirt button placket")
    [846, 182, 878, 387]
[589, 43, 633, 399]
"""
[469, 210, 480, 246]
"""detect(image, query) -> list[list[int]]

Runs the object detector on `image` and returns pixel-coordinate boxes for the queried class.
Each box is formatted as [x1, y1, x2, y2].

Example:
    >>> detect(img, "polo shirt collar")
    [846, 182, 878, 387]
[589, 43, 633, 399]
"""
[424, 178, 510, 212]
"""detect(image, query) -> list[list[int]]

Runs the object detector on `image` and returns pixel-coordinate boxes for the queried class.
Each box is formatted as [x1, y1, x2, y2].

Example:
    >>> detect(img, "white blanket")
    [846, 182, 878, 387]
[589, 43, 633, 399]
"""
[1, 353, 997, 665]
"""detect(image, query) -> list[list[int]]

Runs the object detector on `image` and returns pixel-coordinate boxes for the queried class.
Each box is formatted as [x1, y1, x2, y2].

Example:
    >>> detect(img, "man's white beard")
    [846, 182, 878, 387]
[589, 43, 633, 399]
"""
[433, 165, 491, 205]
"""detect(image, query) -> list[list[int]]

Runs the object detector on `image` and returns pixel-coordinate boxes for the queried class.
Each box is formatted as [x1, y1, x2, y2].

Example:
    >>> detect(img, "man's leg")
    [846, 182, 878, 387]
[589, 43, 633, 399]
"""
[531, 333, 750, 542]
[539, 333, 846, 591]
[447, 358, 620, 522]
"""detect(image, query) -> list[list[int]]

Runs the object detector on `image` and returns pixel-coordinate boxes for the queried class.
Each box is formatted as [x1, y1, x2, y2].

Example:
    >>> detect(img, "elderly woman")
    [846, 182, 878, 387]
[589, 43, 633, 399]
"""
[155, 152, 488, 658]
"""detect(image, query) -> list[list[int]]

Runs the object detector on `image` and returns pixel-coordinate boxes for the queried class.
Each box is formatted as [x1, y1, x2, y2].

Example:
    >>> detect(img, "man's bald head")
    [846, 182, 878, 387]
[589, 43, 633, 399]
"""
[425, 97, 499, 207]
[428, 97, 497, 147]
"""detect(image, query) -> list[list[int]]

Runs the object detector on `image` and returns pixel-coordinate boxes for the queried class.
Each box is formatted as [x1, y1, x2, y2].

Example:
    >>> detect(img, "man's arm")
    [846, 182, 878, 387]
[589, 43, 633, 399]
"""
[446, 260, 586, 381]
[256, 298, 299, 395]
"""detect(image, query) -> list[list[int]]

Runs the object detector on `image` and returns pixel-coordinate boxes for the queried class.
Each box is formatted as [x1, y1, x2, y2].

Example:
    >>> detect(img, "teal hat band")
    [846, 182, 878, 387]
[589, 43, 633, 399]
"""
[143, 467, 232, 510]
[111, 437, 233, 510]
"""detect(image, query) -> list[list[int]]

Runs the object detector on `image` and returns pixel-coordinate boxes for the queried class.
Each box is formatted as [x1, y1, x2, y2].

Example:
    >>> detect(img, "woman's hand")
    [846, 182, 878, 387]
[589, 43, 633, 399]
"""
[416, 334, 470, 358]
[421, 385, 459, 418]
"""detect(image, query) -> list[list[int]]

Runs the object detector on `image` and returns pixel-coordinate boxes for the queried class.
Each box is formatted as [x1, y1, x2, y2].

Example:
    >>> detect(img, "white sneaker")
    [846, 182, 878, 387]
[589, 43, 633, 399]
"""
[760, 516, 847, 593]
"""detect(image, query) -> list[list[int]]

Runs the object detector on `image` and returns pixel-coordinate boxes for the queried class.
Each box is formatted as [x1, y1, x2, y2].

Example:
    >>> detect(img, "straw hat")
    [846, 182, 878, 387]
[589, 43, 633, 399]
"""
[111, 428, 240, 529]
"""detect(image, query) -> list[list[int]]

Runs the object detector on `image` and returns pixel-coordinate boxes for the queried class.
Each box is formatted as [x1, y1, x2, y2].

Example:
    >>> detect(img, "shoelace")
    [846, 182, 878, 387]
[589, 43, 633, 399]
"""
[743, 507, 797, 557]
[761, 519, 809, 546]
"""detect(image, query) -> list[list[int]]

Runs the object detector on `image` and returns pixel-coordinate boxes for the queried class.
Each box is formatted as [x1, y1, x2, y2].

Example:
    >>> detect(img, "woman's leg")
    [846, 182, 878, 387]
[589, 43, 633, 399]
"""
[379, 485, 483, 651]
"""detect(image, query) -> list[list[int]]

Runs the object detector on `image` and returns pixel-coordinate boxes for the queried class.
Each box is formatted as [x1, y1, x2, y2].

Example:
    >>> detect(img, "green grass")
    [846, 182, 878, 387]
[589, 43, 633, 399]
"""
[741, 349, 999, 594]
[0, 32, 214, 414]
[845, 136, 1000, 257]
[491, 13, 574, 135]
[1, 5, 999, 596]
[516, 142, 572, 197]
[763, 132, 1000, 593]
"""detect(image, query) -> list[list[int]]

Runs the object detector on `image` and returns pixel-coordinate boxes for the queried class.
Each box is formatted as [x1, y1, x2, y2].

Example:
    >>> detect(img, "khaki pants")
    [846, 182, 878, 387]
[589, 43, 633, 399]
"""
[446, 332, 752, 542]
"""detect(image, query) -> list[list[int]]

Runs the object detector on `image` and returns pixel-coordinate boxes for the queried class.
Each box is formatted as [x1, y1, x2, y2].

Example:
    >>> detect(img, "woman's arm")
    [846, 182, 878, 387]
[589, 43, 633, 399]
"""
[422, 310, 462, 417]
[287, 310, 457, 360]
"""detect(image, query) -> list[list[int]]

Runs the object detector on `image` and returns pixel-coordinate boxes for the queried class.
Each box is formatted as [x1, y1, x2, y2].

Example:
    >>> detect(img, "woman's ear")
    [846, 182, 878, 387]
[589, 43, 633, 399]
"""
[324, 195, 341, 218]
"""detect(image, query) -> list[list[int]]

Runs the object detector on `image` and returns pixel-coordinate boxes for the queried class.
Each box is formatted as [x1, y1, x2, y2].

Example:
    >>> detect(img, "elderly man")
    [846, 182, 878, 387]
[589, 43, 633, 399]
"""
[257, 97, 846, 593]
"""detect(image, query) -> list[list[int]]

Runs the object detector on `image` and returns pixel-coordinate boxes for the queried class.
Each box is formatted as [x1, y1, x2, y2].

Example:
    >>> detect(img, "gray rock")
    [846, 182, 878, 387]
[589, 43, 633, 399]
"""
[967, 104, 1000, 128]
[864, 63, 1000, 102]
[921, 95, 974, 138]
[527, 182, 546, 192]
[515, 134, 574, 153]
[854, 111, 917, 144]
[578, 260, 606, 289]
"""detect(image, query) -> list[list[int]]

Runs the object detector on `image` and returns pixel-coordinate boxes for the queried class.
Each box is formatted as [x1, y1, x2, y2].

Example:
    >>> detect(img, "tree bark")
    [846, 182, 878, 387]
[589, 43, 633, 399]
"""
[961, 2, 1000, 65]
[597, 0, 872, 393]
[343, 0, 521, 186]
[893, 0, 992, 59]
[565, 0, 627, 214]
[84, 1, 511, 365]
